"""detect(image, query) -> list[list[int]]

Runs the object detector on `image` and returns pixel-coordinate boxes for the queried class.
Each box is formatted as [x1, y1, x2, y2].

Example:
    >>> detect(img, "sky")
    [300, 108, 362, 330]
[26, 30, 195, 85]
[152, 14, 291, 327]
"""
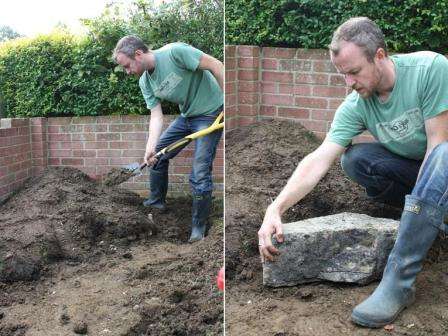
[0, 0, 166, 37]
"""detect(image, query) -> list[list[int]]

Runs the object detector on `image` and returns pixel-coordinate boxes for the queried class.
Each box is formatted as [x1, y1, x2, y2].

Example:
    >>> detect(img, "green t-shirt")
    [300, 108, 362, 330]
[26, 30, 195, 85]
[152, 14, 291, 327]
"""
[139, 42, 223, 117]
[327, 52, 448, 160]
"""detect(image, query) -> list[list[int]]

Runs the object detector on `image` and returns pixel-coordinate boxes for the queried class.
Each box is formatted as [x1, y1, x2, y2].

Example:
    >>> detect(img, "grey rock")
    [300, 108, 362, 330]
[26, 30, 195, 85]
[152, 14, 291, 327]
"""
[0, 254, 41, 283]
[73, 320, 88, 334]
[263, 212, 399, 286]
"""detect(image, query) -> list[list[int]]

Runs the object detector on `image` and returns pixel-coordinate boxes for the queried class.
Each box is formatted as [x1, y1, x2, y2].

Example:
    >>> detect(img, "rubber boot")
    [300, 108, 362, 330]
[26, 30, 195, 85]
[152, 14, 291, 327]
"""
[351, 195, 443, 328]
[143, 168, 168, 210]
[189, 193, 213, 243]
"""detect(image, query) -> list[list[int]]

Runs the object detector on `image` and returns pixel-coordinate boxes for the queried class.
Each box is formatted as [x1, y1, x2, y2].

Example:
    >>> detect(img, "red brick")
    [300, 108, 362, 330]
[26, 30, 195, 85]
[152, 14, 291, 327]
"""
[85, 158, 109, 166]
[275, 48, 296, 59]
[238, 82, 258, 93]
[225, 118, 239, 131]
[295, 97, 328, 109]
[238, 69, 259, 81]
[48, 158, 61, 165]
[311, 109, 335, 121]
[71, 116, 98, 124]
[239, 116, 258, 127]
[32, 133, 45, 142]
[0, 128, 18, 137]
[122, 115, 147, 123]
[330, 74, 345, 86]
[109, 157, 140, 165]
[278, 107, 310, 119]
[313, 60, 337, 73]
[296, 73, 329, 85]
[238, 92, 258, 105]
[238, 57, 259, 68]
[225, 45, 236, 57]
[61, 158, 84, 166]
[237, 45, 259, 57]
[122, 133, 147, 141]
[73, 150, 96, 158]
[70, 142, 84, 150]
[312, 86, 347, 98]
[18, 127, 30, 135]
[259, 105, 276, 117]
[261, 83, 276, 94]
[97, 149, 122, 158]
[238, 105, 258, 116]
[262, 94, 294, 106]
[279, 59, 312, 71]
[48, 117, 72, 126]
[83, 124, 108, 132]
[225, 106, 237, 118]
[262, 71, 293, 83]
[11, 119, 28, 127]
[59, 125, 83, 133]
[172, 166, 192, 174]
[0, 137, 11, 147]
[122, 149, 144, 157]
[262, 59, 278, 70]
[296, 49, 329, 60]
[226, 70, 236, 82]
[225, 58, 236, 69]
[48, 133, 71, 141]
[293, 85, 312, 96]
[85, 142, 108, 149]
[109, 141, 133, 149]
[110, 124, 146, 132]
[96, 133, 121, 141]
[31, 117, 46, 126]
[328, 99, 345, 110]
[225, 93, 237, 106]
[48, 149, 72, 158]
[225, 82, 236, 94]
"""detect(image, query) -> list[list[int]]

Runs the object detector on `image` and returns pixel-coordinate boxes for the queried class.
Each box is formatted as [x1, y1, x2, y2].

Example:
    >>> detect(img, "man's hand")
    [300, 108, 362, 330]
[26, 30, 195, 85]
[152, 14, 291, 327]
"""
[144, 145, 158, 166]
[258, 205, 284, 262]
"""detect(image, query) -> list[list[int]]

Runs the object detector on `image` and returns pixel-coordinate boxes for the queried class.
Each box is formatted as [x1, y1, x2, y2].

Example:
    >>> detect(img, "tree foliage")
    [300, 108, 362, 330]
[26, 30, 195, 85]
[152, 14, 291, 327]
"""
[225, 0, 448, 53]
[0, 25, 22, 43]
[0, 0, 223, 118]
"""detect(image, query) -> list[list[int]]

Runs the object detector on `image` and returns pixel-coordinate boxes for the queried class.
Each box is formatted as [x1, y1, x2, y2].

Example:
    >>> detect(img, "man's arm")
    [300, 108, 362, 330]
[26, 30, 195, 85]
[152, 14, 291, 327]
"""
[258, 140, 346, 261]
[198, 53, 224, 91]
[144, 103, 164, 166]
[418, 110, 448, 180]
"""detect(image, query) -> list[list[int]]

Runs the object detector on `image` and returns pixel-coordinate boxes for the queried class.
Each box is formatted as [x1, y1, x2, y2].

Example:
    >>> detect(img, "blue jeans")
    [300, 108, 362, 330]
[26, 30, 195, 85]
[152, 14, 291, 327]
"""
[152, 106, 223, 195]
[341, 142, 448, 216]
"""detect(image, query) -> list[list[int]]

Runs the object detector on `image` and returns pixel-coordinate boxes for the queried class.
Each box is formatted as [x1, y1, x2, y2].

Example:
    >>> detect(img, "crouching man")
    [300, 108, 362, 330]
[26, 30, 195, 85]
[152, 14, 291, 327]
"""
[258, 17, 448, 327]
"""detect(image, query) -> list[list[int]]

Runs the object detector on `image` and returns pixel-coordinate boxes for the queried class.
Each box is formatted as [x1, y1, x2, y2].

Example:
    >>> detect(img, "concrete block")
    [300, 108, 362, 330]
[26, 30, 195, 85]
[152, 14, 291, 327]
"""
[263, 212, 399, 286]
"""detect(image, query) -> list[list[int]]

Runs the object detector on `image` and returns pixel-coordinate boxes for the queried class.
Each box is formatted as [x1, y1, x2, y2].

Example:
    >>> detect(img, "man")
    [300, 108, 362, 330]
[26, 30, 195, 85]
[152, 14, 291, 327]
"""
[258, 17, 448, 328]
[113, 36, 223, 243]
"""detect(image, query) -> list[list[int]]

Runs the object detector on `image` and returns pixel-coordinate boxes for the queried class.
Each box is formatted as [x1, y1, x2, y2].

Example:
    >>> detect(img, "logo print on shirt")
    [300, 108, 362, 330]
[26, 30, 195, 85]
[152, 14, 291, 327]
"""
[376, 108, 423, 143]
[154, 72, 183, 98]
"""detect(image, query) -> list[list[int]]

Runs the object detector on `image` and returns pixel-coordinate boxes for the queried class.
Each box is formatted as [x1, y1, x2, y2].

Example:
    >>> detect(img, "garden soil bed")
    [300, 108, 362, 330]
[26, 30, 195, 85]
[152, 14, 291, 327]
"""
[225, 120, 448, 336]
[0, 167, 223, 335]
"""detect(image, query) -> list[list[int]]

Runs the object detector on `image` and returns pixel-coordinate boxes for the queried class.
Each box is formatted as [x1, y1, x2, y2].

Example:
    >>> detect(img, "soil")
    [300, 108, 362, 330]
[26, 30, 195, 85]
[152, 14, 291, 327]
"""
[102, 167, 139, 187]
[0, 167, 223, 335]
[225, 120, 448, 336]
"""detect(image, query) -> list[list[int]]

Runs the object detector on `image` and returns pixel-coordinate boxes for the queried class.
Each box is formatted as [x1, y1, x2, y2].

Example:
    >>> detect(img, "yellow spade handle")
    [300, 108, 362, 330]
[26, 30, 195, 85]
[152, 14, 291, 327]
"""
[155, 112, 223, 159]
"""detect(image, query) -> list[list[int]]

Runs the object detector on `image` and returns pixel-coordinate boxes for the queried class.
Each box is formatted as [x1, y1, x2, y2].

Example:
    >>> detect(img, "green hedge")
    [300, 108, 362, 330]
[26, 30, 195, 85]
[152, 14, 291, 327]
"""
[0, 0, 223, 118]
[225, 0, 448, 53]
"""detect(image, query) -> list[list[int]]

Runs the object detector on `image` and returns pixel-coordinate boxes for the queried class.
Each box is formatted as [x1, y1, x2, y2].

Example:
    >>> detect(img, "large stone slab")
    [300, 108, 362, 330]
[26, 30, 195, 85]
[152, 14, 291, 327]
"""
[263, 212, 399, 286]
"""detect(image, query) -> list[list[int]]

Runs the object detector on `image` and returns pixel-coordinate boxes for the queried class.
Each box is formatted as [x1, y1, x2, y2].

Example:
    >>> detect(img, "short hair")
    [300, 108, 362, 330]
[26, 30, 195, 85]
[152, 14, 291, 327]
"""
[329, 17, 387, 62]
[112, 35, 149, 61]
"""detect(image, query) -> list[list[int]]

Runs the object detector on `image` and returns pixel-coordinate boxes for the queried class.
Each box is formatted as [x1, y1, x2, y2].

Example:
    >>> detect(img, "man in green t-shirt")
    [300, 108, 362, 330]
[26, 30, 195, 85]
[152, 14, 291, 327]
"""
[113, 36, 223, 243]
[258, 17, 448, 327]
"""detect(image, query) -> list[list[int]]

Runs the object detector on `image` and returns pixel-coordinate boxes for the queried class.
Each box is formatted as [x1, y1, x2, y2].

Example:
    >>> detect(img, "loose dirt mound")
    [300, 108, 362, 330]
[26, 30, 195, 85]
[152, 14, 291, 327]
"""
[0, 167, 156, 282]
[225, 120, 448, 336]
[0, 166, 223, 335]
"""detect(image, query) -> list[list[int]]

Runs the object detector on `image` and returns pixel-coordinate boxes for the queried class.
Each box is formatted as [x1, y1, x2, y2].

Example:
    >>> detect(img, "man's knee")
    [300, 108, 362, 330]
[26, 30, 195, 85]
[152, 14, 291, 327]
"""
[341, 144, 367, 180]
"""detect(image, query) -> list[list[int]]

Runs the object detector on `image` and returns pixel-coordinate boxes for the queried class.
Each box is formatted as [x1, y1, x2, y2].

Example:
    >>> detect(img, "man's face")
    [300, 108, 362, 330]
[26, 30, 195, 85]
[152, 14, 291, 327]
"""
[116, 51, 145, 77]
[331, 41, 382, 99]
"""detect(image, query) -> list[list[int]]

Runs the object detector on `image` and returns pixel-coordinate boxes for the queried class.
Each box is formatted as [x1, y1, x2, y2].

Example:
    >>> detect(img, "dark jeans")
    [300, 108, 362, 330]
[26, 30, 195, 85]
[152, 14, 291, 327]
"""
[341, 141, 448, 227]
[152, 106, 223, 195]
[341, 143, 422, 208]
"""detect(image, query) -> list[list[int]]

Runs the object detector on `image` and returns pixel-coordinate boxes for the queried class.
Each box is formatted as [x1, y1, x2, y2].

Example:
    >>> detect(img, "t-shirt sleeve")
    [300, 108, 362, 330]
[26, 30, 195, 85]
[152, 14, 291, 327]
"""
[170, 43, 203, 71]
[139, 75, 160, 110]
[421, 54, 448, 119]
[326, 95, 366, 147]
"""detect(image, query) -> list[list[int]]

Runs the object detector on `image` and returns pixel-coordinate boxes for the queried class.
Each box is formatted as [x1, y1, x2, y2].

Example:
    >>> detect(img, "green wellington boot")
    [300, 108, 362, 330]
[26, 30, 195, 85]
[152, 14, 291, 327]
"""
[351, 195, 444, 328]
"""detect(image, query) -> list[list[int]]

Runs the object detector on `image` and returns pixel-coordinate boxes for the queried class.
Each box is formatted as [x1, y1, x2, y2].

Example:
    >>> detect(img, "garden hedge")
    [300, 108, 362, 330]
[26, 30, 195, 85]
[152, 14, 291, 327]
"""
[225, 0, 448, 53]
[0, 0, 223, 118]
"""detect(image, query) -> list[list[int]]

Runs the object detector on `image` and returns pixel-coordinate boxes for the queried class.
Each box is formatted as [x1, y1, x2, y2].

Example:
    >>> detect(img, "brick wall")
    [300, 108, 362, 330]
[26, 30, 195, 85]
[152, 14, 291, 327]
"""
[225, 45, 373, 142]
[0, 115, 223, 203]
